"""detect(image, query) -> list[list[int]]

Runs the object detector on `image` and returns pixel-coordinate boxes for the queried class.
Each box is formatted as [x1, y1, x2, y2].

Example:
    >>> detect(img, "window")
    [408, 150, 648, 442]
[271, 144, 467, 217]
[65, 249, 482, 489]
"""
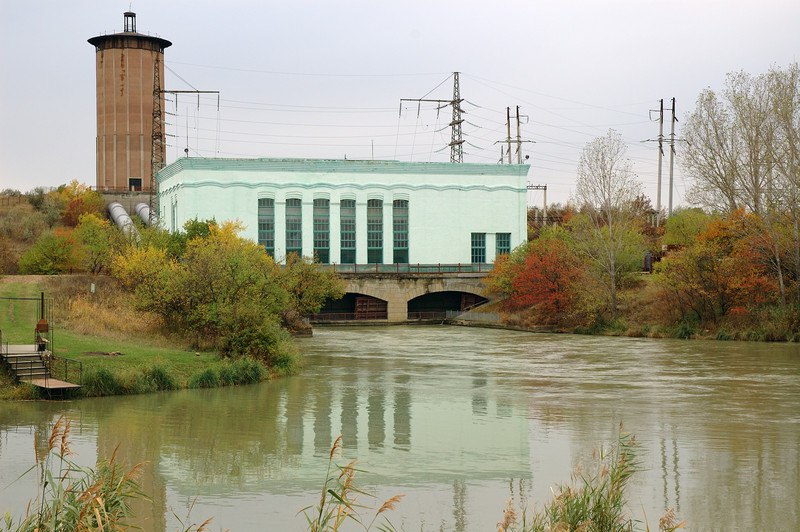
[257, 198, 275, 256]
[285, 198, 302, 256]
[313, 198, 330, 263]
[340, 199, 356, 264]
[393, 199, 409, 264]
[471, 233, 486, 263]
[128, 177, 142, 191]
[496, 232, 511, 256]
[367, 199, 383, 264]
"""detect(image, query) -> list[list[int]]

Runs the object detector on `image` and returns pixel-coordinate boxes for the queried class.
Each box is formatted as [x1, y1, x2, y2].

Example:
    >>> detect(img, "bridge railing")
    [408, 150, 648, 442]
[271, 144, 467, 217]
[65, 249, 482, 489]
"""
[326, 263, 494, 274]
[310, 311, 388, 321]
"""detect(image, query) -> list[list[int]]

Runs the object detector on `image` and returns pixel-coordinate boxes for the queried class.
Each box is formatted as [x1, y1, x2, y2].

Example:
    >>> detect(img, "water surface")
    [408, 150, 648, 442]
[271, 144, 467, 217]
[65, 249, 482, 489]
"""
[1, 326, 799, 530]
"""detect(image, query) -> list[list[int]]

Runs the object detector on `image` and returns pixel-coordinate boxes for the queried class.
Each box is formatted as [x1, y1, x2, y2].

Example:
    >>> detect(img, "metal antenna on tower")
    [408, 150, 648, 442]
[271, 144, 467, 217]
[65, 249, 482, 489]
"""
[400, 71, 464, 163]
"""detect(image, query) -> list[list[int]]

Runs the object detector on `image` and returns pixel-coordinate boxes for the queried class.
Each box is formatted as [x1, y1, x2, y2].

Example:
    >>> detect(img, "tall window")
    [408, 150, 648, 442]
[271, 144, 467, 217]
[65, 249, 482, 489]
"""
[313, 199, 330, 264]
[367, 199, 383, 264]
[471, 233, 486, 263]
[393, 199, 409, 264]
[285, 198, 302, 256]
[496, 232, 511, 256]
[340, 199, 356, 264]
[257, 198, 275, 256]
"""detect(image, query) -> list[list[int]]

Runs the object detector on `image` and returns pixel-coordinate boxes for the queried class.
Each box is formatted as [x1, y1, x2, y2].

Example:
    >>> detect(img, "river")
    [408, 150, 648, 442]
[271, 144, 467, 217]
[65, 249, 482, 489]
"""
[1, 326, 799, 530]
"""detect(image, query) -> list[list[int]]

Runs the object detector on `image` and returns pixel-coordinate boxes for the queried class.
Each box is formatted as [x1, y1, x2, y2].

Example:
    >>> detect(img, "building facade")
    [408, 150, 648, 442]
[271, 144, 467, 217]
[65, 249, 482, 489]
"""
[157, 158, 529, 264]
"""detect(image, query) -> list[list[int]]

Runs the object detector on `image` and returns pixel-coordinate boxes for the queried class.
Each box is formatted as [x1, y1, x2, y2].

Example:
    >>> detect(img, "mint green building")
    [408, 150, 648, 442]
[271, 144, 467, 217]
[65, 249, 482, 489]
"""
[157, 158, 529, 264]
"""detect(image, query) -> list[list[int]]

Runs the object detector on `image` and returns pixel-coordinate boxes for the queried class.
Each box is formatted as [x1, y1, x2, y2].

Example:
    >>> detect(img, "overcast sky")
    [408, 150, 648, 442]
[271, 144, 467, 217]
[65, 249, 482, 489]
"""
[1, 1, 798, 207]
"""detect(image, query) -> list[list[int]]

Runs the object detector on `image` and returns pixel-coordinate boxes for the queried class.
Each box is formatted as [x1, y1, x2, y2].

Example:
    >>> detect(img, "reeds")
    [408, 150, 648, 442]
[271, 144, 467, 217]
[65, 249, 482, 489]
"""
[498, 428, 684, 532]
[301, 435, 404, 532]
[3, 415, 145, 532]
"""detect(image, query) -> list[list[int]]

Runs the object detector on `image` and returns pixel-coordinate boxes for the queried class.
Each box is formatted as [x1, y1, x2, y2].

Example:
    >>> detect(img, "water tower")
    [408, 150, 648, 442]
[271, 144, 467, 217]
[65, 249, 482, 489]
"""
[88, 12, 171, 192]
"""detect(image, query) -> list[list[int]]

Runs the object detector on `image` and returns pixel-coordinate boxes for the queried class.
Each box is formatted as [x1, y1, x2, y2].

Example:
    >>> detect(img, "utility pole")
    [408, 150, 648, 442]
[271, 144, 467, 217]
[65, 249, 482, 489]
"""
[516, 106, 523, 164]
[149, 58, 219, 226]
[496, 106, 533, 163]
[149, 57, 164, 225]
[449, 72, 464, 163]
[506, 107, 512, 164]
[400, 71, 464, 163]
[668, 97, 677, 217]
[527, 184, 547, 225]
[655, 99, 664, 226]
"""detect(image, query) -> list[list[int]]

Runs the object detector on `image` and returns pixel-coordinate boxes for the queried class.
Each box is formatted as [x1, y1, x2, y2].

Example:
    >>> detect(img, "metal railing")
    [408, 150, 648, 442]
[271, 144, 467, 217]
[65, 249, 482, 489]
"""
[327, 263, 494, 274]
[445, 310, 501, 323]
[50, 356, 83, 386]
[310, 311, 388, 321]
[407, 311, 447, 320]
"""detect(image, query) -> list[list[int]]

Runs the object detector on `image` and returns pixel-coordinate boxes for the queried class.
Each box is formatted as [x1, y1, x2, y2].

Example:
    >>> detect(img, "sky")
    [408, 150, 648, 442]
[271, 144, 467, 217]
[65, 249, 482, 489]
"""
[1, 0, 799, 207]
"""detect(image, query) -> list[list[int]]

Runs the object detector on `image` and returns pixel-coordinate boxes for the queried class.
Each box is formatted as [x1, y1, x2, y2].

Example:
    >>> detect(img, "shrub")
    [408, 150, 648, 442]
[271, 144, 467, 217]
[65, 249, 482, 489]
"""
[141, 364, 176, 391]
[716, 329, 733, 341]
[83, 367, 122, 397]
[188, 368, 220, 389]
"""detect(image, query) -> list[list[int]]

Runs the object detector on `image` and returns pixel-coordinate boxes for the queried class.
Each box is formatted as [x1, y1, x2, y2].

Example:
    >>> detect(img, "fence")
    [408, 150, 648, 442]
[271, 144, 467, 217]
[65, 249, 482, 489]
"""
[328, 263, 494, 274]
[445, 310, 501, 323]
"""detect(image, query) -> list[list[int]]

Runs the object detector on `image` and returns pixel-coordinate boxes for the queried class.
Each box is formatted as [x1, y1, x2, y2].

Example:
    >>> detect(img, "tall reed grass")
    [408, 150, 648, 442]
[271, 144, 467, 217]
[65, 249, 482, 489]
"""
[1, 415, 145, 531]
[301, 435, 403, 531]
[497, 429, 684, 532]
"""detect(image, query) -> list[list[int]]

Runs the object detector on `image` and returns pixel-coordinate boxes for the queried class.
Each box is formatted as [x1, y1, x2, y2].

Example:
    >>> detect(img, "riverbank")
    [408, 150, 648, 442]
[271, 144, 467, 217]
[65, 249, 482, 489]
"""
[0, 276, 274, 400]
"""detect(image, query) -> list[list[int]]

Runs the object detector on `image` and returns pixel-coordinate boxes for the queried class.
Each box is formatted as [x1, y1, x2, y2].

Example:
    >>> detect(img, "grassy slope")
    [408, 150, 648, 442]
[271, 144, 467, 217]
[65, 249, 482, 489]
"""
[0, 276, 224, 398]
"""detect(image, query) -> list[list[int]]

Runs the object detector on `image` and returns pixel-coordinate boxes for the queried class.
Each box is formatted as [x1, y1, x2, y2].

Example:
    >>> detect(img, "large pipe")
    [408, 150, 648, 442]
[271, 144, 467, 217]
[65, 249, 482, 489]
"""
[107, 202, 138, 238]
[134, 202, 151, 226]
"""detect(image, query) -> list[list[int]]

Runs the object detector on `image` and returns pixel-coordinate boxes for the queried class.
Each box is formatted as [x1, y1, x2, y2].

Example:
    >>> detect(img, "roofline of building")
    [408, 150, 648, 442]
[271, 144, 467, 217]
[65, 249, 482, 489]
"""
[88, 32, 172, 50]
[157, 157, 530, 182]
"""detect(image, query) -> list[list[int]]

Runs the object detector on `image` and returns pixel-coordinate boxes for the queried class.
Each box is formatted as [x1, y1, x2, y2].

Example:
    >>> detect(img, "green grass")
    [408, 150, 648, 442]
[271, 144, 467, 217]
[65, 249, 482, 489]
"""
[1, 277, 269, 399]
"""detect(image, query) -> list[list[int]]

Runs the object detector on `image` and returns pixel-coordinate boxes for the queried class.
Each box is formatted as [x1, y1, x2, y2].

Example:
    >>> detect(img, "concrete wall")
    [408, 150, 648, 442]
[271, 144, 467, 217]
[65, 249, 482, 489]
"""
[157, 158, 529, 264]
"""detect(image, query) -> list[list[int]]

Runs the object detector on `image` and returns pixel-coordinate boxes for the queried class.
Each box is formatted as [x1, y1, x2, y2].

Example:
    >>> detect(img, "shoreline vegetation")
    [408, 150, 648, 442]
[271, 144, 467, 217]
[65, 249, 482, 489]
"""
[1, 216, 343, 401]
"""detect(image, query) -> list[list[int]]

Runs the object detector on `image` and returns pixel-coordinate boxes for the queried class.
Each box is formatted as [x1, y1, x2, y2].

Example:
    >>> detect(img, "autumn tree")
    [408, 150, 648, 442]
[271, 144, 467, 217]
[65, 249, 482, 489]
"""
[112, 221, 343, 369]
[572, 130, 647, 319]
[74, 213, 125, 274]
[18, 228, 84, 274]
[657, 211, 777, 324]
[52, 180, 105, 227]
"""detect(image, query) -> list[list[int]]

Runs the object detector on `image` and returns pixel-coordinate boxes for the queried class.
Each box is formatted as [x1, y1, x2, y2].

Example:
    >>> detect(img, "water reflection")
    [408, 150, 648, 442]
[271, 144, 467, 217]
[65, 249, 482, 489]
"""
[1, 327, 799, 530]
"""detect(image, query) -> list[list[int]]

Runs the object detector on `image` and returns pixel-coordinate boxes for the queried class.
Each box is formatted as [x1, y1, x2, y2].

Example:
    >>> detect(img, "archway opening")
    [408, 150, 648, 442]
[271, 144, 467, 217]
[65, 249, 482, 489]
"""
[314, 292, 388, 321]
[407, 291, 487, 320]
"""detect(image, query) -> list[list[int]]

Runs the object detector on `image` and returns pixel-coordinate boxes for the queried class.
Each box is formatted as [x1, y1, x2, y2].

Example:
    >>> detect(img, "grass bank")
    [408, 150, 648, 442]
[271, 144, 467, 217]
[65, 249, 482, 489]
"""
[0, 276, 275, 400]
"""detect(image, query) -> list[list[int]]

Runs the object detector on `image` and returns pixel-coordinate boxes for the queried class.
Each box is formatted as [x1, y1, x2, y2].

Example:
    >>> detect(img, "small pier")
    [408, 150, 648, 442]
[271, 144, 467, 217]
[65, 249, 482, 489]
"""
[1, 344, 82, 392]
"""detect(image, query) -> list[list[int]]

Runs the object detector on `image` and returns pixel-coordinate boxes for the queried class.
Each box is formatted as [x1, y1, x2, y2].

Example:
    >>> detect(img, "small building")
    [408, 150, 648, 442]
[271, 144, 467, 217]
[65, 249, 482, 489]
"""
[156, 157, 529, 265]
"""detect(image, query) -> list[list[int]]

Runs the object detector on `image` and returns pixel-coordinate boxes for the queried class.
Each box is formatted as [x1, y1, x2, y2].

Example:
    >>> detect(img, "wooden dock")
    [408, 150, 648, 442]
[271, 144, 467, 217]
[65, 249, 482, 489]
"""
[1, 344, 81, 391]
[21, 377, 82, 390]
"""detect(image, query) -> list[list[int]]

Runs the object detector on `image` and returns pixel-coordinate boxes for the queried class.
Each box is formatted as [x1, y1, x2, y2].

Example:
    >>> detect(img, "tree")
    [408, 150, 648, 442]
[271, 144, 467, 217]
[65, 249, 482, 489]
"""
[682, 72, 773, 215]
[662, 208, 715, 248]
[572, 130, 646, 319]
[768, 63, 800, 305]
[280, 252, 345, 324]
[18, 229, 83, 274]
[112, 221, 342, 367]
[74, 213, 125, 274]
[507, 239, 583, 320]
[657, 212, 778, 324]
[51, 180, 105, 227]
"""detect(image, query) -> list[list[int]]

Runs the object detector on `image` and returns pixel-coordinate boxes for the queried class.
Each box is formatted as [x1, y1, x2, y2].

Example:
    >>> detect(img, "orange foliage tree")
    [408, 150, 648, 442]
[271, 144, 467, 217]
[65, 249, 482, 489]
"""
[657, 210, 778, 323]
